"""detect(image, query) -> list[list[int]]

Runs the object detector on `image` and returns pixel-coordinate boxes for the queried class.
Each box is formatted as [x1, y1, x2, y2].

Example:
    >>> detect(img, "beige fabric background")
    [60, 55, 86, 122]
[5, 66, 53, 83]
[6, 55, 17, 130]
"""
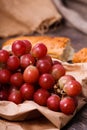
[0, 0, 62, 38]
[0, 0, 87, 38]
[53, 0, 87, 34]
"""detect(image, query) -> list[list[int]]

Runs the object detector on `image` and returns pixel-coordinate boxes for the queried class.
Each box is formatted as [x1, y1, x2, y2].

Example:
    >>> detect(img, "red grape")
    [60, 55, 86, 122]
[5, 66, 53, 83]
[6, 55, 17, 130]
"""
[0, 49, 9, 63]
[31, 43, 47, 59]
[60, 97, 76, 115]
[7, 55, 20, 71]
[39, 54, 53, 65]
[47, 94, 60, 111]
[9, 85, 19, 94]
[12, 40, 26, 56]
[10, 72, 23, 88]
[20, 54, 35, 69]
[63, 80, 82, 96]
[33, 88, 50, 106]
[58, 75, 75, 89]
[36, 59, 52, 74]
[23, 65, 39, 83]
[0, 89, 8, 100]
[22, 40, 32, 53]
[20, 83, 35, 100]
[0, 69, 11, 84]
[0, 39, 82, 114]
[8, 90, 23, 104]
[39, 73, 55, 89]
[51, 64, 65, 80]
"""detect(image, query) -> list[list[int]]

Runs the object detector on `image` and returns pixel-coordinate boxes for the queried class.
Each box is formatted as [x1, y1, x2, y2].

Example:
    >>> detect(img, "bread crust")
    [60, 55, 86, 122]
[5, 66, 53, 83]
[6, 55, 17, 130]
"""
[73, 48, 87, 63]
[2, 36, 74, 61]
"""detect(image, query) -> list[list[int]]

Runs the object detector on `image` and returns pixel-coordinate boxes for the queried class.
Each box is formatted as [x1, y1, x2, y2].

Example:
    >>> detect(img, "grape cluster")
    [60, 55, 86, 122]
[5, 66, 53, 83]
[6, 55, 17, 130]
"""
[0, 40, 82, 115]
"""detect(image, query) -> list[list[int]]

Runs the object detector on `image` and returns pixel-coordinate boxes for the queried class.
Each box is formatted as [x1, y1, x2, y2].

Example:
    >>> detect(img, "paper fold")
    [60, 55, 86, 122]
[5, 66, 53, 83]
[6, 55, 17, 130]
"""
[0, 61, 87, 129]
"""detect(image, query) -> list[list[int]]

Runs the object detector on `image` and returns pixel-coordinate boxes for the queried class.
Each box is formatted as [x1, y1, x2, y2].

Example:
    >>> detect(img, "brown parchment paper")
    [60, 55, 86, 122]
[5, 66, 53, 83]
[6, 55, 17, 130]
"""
[0, 61, 87, 130]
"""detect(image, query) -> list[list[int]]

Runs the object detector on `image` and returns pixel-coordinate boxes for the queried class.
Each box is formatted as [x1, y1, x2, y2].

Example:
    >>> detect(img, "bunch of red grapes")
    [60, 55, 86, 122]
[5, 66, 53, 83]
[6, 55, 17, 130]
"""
[0, 40, 82, 115]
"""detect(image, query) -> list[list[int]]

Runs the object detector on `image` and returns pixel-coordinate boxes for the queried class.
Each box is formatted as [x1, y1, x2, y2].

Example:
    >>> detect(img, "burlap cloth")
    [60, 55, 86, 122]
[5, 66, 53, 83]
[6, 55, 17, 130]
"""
[1, 0, 87, 38]
[0, 0, 62, 38]
[53, 0, 87, 34]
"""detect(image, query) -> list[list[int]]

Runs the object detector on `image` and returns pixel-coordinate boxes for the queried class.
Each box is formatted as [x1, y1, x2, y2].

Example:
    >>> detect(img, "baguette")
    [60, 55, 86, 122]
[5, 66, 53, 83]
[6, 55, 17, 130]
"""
[2, 36, 74, 61]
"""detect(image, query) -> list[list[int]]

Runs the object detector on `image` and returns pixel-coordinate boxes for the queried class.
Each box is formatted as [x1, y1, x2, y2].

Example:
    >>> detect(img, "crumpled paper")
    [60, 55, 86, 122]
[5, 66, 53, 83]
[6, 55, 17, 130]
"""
[0, 61, 87, 130]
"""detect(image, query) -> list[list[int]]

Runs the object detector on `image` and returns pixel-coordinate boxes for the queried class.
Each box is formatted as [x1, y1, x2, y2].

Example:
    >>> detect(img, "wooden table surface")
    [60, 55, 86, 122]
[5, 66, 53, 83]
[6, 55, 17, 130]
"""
[0, 24, 87, 130]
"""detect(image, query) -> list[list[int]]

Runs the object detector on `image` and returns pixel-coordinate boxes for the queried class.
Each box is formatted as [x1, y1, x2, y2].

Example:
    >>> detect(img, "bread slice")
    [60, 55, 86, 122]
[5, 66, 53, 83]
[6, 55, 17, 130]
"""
[2, 36, 74, 61]
[73, 48, 87, 63]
